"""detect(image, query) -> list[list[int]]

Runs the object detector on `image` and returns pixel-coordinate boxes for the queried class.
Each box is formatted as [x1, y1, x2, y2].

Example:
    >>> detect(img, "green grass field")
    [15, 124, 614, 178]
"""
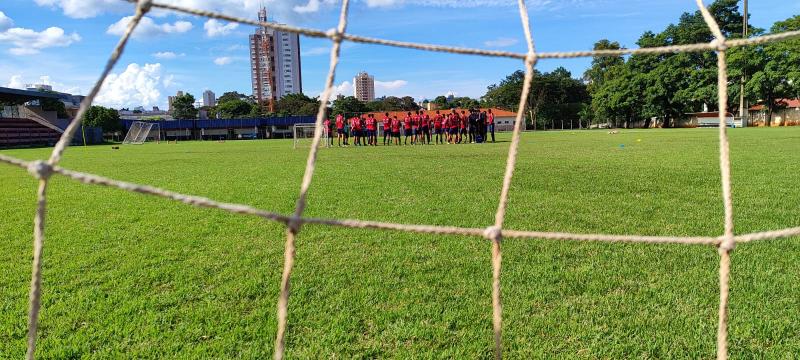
[1, 128, 799, 358]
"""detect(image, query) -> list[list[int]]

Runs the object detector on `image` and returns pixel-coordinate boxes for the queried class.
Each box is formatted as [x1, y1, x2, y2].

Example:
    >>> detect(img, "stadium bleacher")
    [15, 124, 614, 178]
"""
[0, 117, 62, 148]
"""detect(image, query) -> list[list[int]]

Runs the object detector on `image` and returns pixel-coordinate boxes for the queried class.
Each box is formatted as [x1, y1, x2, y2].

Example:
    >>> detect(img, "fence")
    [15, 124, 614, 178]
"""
[2, 0, 800, 359]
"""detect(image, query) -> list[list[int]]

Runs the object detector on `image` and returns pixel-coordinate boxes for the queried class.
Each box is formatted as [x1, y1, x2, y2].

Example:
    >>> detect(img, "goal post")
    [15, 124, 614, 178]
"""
[123, 121, 161, 145]
[293, 123, 330, 149]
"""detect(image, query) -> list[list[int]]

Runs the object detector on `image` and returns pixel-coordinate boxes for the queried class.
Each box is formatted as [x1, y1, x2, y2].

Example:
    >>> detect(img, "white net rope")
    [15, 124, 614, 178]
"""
[1, 0, 799, 358]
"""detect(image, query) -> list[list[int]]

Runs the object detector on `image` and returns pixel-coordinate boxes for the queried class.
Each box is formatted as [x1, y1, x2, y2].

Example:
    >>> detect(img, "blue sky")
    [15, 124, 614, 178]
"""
[0, 0, 795, 109]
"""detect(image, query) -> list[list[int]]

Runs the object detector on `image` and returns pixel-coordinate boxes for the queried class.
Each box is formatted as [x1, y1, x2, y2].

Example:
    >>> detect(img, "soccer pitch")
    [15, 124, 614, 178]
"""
[1, 128, 798, 358]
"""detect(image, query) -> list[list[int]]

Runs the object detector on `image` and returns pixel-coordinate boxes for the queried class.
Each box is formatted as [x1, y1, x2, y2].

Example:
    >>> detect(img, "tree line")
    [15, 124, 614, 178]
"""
[480, 0, 799, 128]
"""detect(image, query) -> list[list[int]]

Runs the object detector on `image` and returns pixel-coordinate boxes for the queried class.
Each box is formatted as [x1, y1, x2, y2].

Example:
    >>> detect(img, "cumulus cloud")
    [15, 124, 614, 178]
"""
[375, 80, 407, 90]
[6, 75, 25, 89]
[204, 19, 239, 37]
[213, 56, 233, 65]
[152, 51, 184, 59]
[33, 0, 127, 19]
[95, 63, 166, 109]
[0, 11, 13, 31]
[0, 26, 81, 55]
[331, 81, 354, 97]
[293, 0, 337, 13]
[107, 16, 193, 39]
[483, 37, 518, 48]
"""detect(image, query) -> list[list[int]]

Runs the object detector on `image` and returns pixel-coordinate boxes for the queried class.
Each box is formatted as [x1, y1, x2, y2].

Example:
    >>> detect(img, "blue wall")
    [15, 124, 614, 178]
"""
[122, 116, 317, 130]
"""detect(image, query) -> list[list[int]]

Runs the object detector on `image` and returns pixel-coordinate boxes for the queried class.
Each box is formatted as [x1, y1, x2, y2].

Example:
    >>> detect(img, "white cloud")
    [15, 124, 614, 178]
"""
[214, 56, 233, 65]
[6, 75, 25, 89]
[162, 74, 176, 88]
[204, 19, 239, 37]
[5, 74, 81, 94]
[375, 80, 407, 90]
[483, 37, 518, 48]
[0, 26, 81, 55]
[331, 81, 354, 97]
[301, 46, 330, 56]
[0, 11, 13, 32]
[107, 16, 193, 39]
[95, 63, 166, 109]
[34, 0, 550, 19]
[33, 0, 127, 19]
[294, 0, 337, 13]
[152, 51, 184, 59]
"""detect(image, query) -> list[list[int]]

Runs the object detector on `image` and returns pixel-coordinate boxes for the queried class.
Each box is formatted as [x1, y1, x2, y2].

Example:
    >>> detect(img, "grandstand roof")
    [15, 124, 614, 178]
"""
[748, 99, 800, 111]
[0, 87, 61, 103]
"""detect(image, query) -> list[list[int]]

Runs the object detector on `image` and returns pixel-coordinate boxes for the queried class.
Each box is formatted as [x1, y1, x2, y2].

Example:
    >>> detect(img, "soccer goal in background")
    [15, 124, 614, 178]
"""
[293, 123, 329, 149]
[123, 121, 161, 145]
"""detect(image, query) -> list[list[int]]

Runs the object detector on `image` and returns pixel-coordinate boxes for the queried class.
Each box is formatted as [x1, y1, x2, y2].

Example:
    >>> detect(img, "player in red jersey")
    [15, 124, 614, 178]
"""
[460, 110, 468, 143]
[433, 111, 443, 144]
[366, 114, 377, 146]
[352, 116, 363, 146]
[449, 110, 460, 143]
[419, 112, 430, 145]
[403, 112, 413, 145]
[335, 114, 345, 146]
[487, 109, 495, 143]
[382, 112, 391, 145]
[410, 111, 420, 145]
[391, 115, 401, 145]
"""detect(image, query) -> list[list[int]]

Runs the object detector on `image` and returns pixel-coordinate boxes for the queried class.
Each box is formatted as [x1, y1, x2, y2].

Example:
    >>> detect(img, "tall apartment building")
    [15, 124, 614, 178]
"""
[167, 90, 184, 111]
[353, 71, 375, 102]
[202, 90, 216, 107]
[249, 7, 302, 111]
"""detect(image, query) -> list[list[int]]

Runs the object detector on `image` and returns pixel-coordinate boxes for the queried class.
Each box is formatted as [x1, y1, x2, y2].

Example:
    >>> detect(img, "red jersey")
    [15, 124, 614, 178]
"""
[434, 114, 443, 129]
[488, 113, 495, 124]
[422, 114, 430, 127]
[366, 117, 375, 131]
[335, 115, 344, 129]
[460, 115, 467, 129]
[391, 119, 400, 132]
[383, 117, 390, 131]
[403, 116, 412, 129]
[352, 118, 362, 130]
[411, 115, 420, 128]
[449, 114, 459, 128]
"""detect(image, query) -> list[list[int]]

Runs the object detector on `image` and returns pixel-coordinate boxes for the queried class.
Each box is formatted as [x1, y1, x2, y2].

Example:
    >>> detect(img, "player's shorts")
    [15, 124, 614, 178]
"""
[421, 126, 429, 134]
[460, 128, 467, 134]
[434, 128, 442, 135]
[367, 130, 375, 137]
[404, 128, 411, 135]
[450, 127, 458, 133]
[337, 128, 344, 135]
[392, 131, 400, 138]
[411, 127, 418, 135]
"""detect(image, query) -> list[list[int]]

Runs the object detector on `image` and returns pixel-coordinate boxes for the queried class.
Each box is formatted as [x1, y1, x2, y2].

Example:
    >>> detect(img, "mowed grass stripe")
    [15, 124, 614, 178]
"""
[1, 128, 798, 358]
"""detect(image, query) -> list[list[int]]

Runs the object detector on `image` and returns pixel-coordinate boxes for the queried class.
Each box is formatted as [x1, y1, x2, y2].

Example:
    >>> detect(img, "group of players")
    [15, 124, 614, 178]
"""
[327, 109, 497, 147]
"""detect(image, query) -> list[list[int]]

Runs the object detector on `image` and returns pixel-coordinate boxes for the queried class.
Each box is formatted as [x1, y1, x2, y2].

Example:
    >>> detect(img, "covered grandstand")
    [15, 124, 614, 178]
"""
[0, 87, 102, 148]
[122, 116, 317, 141]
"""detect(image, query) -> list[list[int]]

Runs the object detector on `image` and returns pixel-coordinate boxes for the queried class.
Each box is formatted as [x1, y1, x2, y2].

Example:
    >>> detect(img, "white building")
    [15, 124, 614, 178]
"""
[202, 90, 216, 107]
[249, 7, 302, 111]
[353, 71, 375, 102]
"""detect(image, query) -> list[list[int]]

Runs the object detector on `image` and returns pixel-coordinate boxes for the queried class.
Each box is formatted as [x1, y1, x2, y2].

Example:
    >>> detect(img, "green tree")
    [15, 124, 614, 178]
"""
[83, 105, 123, 132]
[171, 93, 198, 119]
[217, 91, 249, 104]
[217, 99, 255, 118]
[399, 96, 419, 111]
[331, 96, 367, 116]
[274, 93, 320, 116]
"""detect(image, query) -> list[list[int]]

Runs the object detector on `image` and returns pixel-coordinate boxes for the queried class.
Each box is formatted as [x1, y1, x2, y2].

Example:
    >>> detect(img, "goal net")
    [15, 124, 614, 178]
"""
[123, 121, 161, 145]
[293, 123, 329, 149]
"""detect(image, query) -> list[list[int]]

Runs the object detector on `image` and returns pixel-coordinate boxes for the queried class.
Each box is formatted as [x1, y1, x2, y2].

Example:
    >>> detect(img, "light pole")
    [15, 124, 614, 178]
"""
[739, 0, 748, 127]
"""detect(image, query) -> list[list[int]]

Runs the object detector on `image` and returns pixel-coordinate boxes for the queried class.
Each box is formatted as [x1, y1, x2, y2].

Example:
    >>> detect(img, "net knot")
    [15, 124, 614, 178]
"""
[525, 52, 537, 65]
[710, 38, 727, 51]
[484, 226, 503, 242]
[718, 237, 735, 253]
[27, 160, 53, 180]
[287, 216, 302, 234]
[137, 0, 153, 13]
[326, 28, 343, 43]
